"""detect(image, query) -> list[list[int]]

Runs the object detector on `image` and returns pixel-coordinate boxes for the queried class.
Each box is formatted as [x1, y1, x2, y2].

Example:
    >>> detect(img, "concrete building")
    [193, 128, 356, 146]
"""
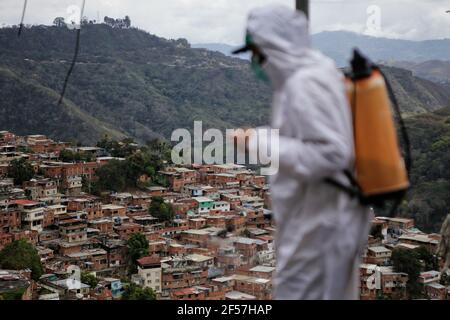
[136, 256, 162, 293]
[14, 199, 44, 233]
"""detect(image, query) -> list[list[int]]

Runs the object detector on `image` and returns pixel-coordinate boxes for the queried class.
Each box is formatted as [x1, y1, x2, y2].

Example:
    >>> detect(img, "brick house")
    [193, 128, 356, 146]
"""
[102, 204, 127, 217]
[113, 223, 144, 240]
[425, 283, 447, 300]
[0, 203, 21, 233]
[365, 246, 392, 266]
[89, 219, 113, 234]
[170, 285, 226, 300]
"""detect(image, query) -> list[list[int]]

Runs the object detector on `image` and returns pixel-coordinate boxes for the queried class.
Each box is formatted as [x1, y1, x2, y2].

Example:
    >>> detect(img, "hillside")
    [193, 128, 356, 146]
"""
[383, 60, 450, 92]
[0, 25, 449, 144]
[380, 66, 450, 114]
[0, 24, 270, 144]
[192, 43, 250, 60]
[401, 107, 450, 232]
[312, 31, 450, 67]
[0, 66, 127, 145]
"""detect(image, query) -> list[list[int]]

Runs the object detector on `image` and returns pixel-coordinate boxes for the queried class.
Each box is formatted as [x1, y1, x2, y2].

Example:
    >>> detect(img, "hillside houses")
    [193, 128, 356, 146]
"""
[0, 130, 448, 300]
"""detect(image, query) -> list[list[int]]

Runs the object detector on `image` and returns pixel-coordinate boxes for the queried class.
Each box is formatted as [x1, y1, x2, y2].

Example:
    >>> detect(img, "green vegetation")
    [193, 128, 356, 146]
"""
[370, 224, 384, 241]
[0, 24, 271, 145]
[414, 246, 438, 271]
[381, 66, 450, 114]
[391, 247, 435, 299]
[92, 138, 171, 194]
[217, 229, 228, 238]
[8, 158, 34, 186]
[148, 196, 174, 223]
[0, 288, 26, 300]
[89, 137, 170, 194]
[97, 137, 138, 158]
[81, 272, 99, 289]
[440, 272, 450, 286]
[396, 107, 450, 232]
[241, 229, 252, 238]
[0, 66, 127, 145]
[59, 149, 93, 162]
[121, 283, 156, 300]
[0, 239, 44, 280]
[93, 159, 129, 193]
[126, 233, 149, 274]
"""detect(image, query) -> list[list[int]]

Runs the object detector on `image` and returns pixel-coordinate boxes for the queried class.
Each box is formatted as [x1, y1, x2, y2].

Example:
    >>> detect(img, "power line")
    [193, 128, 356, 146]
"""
[58, 0, 86, 106]
[18, 0, 28, 37]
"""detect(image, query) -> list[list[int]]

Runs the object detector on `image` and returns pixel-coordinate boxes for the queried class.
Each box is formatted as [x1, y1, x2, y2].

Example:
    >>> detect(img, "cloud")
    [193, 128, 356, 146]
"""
[0, 0, 449, 44]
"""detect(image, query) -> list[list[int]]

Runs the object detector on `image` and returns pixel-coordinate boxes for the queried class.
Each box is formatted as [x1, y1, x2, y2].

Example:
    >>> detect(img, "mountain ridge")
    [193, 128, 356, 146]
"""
[382, 60, 450, 92]
[0, 25, 449, 145]
[0, 24, 271, 144]
[195, 30, 450, 66]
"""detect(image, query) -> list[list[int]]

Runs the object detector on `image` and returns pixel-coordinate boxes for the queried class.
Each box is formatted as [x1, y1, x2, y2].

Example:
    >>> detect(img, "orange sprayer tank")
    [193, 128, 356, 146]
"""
[345, 69, 409, 197]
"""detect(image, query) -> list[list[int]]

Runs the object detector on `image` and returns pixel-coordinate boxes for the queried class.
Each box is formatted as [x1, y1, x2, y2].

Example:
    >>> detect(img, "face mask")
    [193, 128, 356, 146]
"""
[251, 57, 270, 83]
[243, 33, 270, 84]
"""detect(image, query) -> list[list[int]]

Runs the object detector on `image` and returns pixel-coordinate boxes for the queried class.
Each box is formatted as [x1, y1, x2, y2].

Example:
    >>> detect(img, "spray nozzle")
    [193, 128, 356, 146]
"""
[350, 48, 373, 79]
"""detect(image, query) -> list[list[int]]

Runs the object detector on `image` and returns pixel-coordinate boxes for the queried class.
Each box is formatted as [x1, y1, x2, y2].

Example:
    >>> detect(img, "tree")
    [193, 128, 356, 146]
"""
[391, 248, 423, 298]
[53, 17, 65, 27]
[0, 239, 43, 280]
[59, 149, 92, 163]
[124, 16, 131, 28]
[217, 229, 227, 239]
[370, 224, 383, 241]
[145, 139, 172, 171]
[103, 16, 131, 29]
[415, 246, 438, 270]
[440, 271, 450, 286]
[0, 288, 26, 300]
[81, 16, 89, 26]
[81, 272, 99, 289]
[8, 158, 34, 186]
[93, 137, 172, 194]
[97, 136, 137, 158]
[242, 229, 252, 238]
[226, 225, 235, 233]
[104, 16, 115, 26]
[122, 283, 156, 300]
[93, 160, 127, 193]
[148, 197, 173, 222]
[127, 233, 149, 274]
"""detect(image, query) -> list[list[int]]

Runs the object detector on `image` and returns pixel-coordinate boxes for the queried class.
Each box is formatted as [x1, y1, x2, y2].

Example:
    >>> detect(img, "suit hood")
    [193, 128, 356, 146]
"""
[246, 5, 324, 89]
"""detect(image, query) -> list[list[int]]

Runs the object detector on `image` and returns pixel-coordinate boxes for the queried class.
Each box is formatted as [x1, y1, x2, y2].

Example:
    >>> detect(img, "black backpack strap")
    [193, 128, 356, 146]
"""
[324, 169, 362, 200]
[376, 67, 412, 176]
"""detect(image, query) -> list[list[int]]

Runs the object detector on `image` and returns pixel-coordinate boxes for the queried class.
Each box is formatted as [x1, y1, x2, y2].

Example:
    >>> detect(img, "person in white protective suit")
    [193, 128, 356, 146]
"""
[232, 5, 373, 300]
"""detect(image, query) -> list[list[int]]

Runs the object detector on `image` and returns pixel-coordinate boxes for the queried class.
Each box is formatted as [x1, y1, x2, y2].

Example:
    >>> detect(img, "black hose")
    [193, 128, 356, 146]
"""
[379, 68, 413, 176]
[378, 67, 413, 217]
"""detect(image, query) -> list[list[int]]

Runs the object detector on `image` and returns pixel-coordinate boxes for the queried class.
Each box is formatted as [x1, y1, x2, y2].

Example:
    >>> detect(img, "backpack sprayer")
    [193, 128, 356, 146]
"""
[326, 49, 412, 217]
[295, 1, 411, 217]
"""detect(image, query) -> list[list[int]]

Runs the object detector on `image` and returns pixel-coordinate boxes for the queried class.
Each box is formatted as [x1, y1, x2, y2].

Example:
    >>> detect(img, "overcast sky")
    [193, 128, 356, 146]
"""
[1, 0, 449, 44]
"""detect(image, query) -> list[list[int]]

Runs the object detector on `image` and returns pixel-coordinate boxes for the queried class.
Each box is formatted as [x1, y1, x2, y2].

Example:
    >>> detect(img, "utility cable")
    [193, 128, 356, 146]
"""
[18, 0, 28, 37]
[58, 0, 86, 106]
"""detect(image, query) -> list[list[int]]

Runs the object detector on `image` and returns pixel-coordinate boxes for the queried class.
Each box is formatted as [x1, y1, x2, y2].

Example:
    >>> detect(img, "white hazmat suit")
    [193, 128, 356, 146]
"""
[246, 5, 373, 300]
